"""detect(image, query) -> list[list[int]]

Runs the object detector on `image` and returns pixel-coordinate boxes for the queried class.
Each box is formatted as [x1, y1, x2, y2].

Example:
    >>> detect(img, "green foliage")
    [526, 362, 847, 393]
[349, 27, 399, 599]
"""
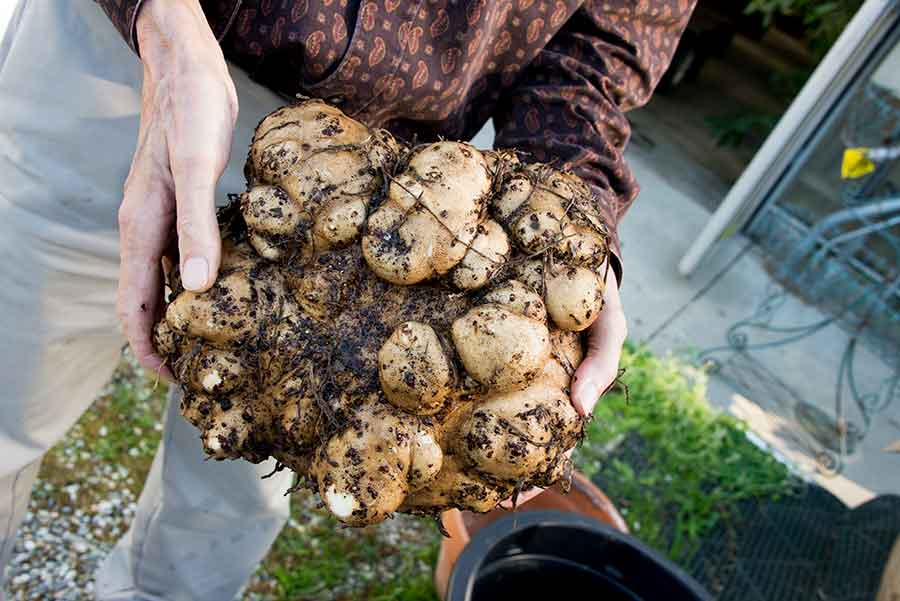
[770, 67, 815, 101]
[576, 345, 795, 561]
[705, 111, 780, 148]
[89, 367, 167, 464]
[745, 0, 863, 58]
[704, 69, 811, 149]
[38, 356, 167, 517]
[258, 494, 440, 601]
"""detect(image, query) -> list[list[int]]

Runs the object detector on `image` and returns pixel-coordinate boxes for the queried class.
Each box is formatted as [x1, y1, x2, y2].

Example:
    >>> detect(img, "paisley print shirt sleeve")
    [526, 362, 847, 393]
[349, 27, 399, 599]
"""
[492, 0, 696, 281]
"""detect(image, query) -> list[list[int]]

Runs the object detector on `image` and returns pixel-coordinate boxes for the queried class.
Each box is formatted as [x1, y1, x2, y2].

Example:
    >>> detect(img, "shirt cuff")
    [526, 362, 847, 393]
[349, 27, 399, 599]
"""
[123, 0, 243, 55]
[608, 239, 623, 288]
[587, 185, 623, 286]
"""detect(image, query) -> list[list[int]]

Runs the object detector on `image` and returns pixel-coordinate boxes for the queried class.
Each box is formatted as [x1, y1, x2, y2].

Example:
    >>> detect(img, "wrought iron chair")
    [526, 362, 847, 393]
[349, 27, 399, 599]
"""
[699, 82, 900, 475]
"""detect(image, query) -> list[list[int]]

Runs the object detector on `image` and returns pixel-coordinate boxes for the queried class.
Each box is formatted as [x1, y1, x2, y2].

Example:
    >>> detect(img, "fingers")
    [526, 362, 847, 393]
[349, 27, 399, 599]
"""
[169, 126, 225, 292]
[499, 487, 544, 509]
[116, 43, 237, 376]
[117, 149, 176, 381]
[498, 451, 575, 509]
[168, 79, 236, 292]
[172, 161, 221, 292]
[571, 332, 622, 416]
[571, 270, 627, 416]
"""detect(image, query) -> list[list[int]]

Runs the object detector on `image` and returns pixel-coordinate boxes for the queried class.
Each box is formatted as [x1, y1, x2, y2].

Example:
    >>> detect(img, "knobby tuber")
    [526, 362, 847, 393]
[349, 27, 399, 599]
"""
[153, 99, 611, 526]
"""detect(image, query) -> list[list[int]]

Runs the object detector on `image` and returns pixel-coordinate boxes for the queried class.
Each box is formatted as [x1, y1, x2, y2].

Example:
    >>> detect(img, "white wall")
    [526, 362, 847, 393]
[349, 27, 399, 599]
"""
[0, 2, 15, 42]
[872, 39, 900, 96]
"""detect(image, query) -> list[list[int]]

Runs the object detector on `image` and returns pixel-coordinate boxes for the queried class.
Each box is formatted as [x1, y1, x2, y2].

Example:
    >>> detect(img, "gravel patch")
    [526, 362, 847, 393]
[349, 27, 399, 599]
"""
[5, 472, 138, 601]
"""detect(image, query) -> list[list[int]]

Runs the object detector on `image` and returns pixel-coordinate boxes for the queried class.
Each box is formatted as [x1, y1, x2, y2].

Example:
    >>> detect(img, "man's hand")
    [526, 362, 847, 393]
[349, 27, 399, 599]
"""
[500, 267, 626, 508]
[116, 0, 238, 378]
[571, 267, 627, 416]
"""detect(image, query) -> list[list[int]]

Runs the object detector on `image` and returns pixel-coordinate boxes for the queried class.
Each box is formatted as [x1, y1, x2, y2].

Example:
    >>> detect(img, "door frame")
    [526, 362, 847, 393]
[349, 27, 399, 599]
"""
[678, 0, 900, 275]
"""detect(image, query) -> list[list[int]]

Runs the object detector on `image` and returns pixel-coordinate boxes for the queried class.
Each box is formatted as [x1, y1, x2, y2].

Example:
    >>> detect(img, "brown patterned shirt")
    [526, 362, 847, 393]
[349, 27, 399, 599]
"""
[95, 0, 697, 280]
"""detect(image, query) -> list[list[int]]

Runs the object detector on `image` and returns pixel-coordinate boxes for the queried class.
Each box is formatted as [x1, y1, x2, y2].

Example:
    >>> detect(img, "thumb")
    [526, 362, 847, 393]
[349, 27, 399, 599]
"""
[172, 158, 222, 292]
[571, 324, 625, 416]
[571, 353, 611, 417]
[571, 270, 627, 416]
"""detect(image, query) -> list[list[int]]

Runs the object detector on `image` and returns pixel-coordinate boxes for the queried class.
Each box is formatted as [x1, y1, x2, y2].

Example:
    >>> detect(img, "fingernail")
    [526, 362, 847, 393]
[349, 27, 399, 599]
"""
[578, 380, 598, 415]
[182, 257, 209, 291]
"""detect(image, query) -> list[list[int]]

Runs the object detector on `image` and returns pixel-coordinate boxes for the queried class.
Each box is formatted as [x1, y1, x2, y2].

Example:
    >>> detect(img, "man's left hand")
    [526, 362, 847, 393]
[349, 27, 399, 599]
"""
[571, 267, 627, 417]
[500, 267, 627, 508]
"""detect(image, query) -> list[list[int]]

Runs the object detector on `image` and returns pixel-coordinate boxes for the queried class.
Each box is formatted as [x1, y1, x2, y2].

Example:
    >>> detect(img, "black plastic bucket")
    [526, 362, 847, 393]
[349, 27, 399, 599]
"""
[446, 510, 713, 601]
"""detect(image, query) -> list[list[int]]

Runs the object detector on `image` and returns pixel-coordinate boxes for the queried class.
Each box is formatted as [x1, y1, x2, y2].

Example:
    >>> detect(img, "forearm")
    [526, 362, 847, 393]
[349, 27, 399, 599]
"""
[136, 0, 216, 66]
[135, 0, 230, 89]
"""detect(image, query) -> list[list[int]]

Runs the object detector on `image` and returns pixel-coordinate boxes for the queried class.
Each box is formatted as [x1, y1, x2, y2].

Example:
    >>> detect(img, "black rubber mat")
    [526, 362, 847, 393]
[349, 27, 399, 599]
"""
[592, 436, 900, 600]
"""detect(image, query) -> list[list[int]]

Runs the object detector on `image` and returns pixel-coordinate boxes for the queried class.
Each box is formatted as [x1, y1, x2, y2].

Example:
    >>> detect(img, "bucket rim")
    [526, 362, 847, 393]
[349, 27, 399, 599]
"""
[445, 509, 713, 601]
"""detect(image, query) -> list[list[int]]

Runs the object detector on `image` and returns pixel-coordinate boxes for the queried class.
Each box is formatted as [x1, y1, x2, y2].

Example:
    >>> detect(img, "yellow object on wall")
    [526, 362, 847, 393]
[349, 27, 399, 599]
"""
[842, 147, 877, 179]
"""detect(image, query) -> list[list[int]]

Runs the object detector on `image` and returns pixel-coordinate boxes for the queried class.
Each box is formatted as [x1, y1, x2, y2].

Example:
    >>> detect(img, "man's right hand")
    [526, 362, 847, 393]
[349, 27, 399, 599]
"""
[116, 0, 238, 378]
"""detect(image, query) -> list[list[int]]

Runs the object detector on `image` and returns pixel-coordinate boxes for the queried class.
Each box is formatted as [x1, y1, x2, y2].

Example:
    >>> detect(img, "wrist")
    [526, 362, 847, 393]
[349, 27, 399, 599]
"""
[136, 0, 222, 75]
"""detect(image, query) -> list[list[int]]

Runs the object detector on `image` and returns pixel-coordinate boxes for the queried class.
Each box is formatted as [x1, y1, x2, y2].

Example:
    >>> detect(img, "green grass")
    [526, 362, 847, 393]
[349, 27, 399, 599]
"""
[576, 344, 795, 561]
[35, 357, 167, 539]
[33, 345, 793, 598]
[251, 494, 440, 600]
